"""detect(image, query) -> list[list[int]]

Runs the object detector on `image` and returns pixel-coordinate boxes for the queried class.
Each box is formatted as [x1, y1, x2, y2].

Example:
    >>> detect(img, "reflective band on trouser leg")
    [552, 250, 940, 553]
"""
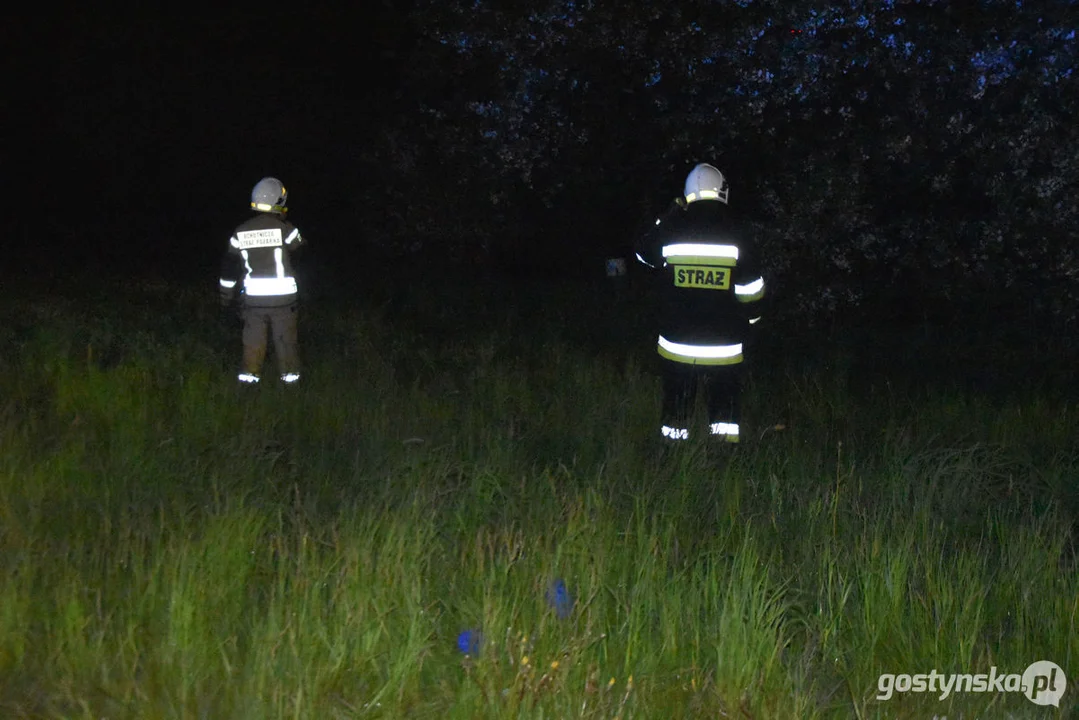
[281, 373, 300, 383]
[238, 373, 260, 384]
[709, 422, 740, 443]
[656, 336, 743, 366]
[661, 425, 689, 440]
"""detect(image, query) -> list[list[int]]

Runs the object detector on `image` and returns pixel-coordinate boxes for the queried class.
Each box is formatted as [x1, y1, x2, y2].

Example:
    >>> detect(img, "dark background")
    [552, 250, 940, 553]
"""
[8, 3, 1079, 340]
[11, 5, 413, 283]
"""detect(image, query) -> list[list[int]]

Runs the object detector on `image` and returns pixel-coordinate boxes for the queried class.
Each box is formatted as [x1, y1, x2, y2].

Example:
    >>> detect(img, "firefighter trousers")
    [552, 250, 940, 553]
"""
[660, 359, 742, 441]
[240, 303, 300, 382]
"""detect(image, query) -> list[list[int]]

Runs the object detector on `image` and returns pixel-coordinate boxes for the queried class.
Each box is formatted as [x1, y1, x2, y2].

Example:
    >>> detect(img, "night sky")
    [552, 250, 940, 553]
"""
[13, 6, 410, 281]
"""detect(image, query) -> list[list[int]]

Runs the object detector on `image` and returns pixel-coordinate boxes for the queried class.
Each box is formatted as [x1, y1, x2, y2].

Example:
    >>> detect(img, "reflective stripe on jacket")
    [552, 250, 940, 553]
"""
[635, 199, 765, 363]
[220, 213, 304, 308]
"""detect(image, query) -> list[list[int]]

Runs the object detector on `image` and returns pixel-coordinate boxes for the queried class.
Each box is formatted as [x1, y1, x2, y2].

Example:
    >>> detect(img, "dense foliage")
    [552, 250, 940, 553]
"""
[18, 3, 1076, 328]
[359, 0, 1078, 324]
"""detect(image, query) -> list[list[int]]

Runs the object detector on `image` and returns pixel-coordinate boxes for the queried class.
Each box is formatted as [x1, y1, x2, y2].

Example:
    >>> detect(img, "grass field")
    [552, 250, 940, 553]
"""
[0, 271, 1075, 718]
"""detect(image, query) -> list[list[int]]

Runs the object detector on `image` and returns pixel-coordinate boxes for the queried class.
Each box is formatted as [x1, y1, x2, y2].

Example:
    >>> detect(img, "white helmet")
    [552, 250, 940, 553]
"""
[250, 177, 288, 213]
[684, 163, 729, 204]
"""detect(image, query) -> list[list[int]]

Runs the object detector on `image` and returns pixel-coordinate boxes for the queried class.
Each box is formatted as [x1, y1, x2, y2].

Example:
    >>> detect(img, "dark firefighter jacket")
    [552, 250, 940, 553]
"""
[219, 212, 304, 308]
[635, 198, 765, 366]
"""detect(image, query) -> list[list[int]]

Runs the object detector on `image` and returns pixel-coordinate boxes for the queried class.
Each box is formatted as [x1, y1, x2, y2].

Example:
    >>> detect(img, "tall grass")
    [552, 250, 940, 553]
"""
[0, 275, 1075, 718]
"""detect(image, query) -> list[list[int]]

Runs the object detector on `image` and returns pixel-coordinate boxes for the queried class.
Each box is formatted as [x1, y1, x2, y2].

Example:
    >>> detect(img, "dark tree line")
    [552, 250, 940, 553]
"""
[347, 0, 1078, 329]
[13, 2, 1075, 331]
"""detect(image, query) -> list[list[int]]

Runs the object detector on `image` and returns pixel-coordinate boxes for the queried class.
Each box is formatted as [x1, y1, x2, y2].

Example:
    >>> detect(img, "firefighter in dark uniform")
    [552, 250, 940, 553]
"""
[635, 163, 765, 443]
[218, 177, 305, 385]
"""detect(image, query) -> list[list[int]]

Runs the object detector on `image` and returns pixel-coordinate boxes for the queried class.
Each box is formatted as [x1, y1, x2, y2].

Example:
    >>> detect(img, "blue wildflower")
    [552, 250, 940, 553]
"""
[457, 629, 482, 655]
[545, 578, 574, 619]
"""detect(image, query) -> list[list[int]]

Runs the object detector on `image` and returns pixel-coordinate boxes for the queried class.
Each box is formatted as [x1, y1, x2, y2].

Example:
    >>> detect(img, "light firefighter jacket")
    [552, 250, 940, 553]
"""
[635, 199, 765, 366]
[219, 213, 304, 308]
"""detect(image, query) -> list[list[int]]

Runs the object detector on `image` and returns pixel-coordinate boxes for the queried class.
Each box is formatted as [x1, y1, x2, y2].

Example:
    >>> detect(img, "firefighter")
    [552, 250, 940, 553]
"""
[218, 177, 305, 385]
[635, 163, 765, 443]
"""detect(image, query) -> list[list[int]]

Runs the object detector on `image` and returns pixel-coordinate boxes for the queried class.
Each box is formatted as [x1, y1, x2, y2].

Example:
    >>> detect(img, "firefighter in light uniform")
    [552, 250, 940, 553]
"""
[636, 164, 765, 442]
[219, 177, 305, 385]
